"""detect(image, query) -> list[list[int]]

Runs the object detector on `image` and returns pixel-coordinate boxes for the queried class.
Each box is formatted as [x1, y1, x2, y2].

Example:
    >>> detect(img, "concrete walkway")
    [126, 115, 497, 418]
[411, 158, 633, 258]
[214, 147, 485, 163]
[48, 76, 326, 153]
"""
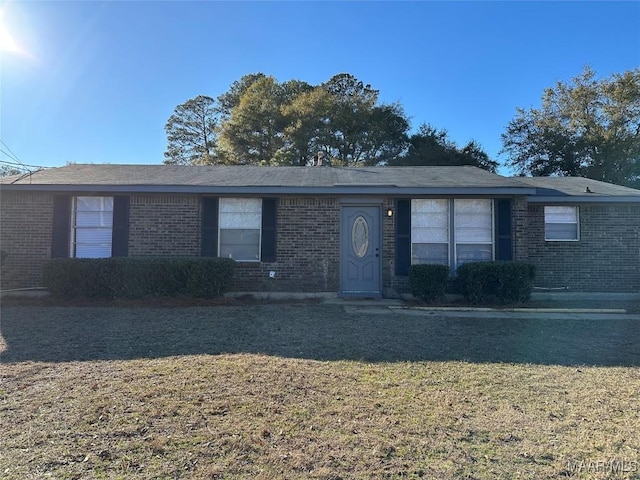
[231, 290, 640, 316]
[3, 289, 638, 315]
[343, 305, 640, 321]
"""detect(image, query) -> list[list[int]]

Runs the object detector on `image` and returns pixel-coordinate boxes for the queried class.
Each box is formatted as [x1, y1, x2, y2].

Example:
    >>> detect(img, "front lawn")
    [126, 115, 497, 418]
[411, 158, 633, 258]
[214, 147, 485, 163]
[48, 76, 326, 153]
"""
[1, 304, 638, 479]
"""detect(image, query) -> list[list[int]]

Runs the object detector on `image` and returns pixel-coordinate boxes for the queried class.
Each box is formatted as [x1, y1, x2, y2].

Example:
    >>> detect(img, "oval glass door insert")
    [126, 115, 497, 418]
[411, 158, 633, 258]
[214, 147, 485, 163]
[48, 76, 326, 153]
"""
[352, 215, 369, 258]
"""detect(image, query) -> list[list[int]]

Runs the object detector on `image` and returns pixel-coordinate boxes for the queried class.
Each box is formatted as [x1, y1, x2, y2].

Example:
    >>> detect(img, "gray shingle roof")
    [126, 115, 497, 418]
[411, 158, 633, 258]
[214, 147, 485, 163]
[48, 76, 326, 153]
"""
[0, 164, 532, 194]
[2, 165, 639, 201]
[517, 176, 640, 202]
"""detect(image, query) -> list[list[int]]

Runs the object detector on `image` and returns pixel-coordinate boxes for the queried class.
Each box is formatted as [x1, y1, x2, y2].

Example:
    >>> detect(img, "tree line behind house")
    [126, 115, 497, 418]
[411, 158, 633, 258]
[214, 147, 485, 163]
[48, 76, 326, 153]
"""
[163, 72, 497, 171]
[164, 68, 640, 188]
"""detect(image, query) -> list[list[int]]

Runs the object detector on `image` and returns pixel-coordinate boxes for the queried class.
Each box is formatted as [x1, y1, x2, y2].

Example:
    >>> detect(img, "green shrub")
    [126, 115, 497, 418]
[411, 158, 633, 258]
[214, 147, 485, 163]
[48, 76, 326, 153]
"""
[456, 261, 536, 304]
[43, 257, 236, 299]
[43, 258, 86, 299]
[409, 264, 450, 303]
[186, 258, 236, 298]
[116, 257, 192, 298]
[456, 262, 494, 304]
[493, 262, 536, 304]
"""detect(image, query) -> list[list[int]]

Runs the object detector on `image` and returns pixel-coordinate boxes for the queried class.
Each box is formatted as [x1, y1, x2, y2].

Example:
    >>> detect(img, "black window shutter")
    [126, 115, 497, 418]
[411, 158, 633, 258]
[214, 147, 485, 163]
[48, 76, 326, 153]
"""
[395, 199, 411, 275]
[51, 195, 71, 258]
[201, 197, 219, 257]
[261, 198, 277, 263]
[111, 196, 130, 257]
[495, 199, 513, 261]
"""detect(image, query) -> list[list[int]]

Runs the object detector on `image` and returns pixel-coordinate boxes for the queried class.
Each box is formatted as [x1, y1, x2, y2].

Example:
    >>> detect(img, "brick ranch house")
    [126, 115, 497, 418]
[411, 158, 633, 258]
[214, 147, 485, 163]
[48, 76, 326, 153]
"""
[1, 164, 639, 296]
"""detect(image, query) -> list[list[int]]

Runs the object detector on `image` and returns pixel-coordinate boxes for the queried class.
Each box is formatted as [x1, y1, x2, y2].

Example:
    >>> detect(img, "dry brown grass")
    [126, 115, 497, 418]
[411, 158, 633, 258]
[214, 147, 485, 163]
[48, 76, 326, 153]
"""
[1, 303, 639, 479]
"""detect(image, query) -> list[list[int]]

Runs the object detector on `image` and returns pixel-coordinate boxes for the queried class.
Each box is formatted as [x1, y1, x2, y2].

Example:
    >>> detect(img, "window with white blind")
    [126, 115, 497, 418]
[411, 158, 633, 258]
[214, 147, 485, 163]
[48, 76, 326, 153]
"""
[454, 199, 493, 266]
[219, 198, 262, 261]
[72, 196, 113, 258]
[411, 198, 495, 270]
[545, 206, 579, 241]
[411, 199, 449, 265]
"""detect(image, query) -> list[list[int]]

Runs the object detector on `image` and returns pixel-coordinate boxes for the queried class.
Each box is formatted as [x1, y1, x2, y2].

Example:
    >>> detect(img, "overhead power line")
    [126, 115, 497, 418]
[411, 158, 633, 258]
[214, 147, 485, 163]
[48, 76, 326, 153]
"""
[0, 140, 49, 170]
[0, 140, 24, 164]
[0, 159, 48, 170]
[0, 152, 26, 166]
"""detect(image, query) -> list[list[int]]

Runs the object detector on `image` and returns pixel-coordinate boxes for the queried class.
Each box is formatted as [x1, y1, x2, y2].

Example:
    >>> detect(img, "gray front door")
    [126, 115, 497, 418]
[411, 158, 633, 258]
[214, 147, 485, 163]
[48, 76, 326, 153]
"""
[340, 205, 381, 297]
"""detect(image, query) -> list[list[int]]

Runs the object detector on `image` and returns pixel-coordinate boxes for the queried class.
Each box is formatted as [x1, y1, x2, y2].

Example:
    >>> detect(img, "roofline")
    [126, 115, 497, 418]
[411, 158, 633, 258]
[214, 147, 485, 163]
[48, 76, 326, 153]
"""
[527, 195, 640, 203]
[5, 184, 639, 201]
[0, 184, 537, 196]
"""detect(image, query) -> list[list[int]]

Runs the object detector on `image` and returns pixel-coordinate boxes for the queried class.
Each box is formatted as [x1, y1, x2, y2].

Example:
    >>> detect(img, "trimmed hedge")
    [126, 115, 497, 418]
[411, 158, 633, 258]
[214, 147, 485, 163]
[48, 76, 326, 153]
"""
[456, 261, 536, 304]
[409, 264, 450, 303]
[43, 257, 236, 299]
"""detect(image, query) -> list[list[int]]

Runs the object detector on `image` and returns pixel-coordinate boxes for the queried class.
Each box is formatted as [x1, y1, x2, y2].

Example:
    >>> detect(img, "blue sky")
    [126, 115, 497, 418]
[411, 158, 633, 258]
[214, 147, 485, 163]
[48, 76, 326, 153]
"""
[1, 1, 639, 174]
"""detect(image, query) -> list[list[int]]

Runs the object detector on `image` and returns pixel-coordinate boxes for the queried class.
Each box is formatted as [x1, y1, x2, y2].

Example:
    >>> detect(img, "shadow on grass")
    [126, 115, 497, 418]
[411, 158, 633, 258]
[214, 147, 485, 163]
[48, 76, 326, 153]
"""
[1, 304, 638, 366]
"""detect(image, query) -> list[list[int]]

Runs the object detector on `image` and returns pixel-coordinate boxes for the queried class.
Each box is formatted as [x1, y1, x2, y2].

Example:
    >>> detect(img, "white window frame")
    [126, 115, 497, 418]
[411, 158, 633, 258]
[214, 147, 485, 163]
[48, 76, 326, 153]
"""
[544, 206, 579, 241]
[453, 199, 494, 268]
[71, 196, 113, 258]
[218, 198, 262, 262]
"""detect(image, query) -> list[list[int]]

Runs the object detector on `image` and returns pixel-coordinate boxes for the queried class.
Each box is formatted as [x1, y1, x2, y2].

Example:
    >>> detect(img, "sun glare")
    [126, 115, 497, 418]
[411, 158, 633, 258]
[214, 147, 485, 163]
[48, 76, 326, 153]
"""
[0, 24, 18, 52]
[0, 8, 32, 58]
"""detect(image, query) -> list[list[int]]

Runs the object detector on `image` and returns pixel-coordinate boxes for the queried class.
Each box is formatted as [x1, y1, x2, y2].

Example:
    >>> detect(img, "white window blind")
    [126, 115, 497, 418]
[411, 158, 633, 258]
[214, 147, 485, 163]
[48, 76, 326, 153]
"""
[219, 198, 262, 261]
[411, 199, 449, 265]
[454, 199, 493, 266]
[545, 206, 579, 240]
[73, 196, 113, 258]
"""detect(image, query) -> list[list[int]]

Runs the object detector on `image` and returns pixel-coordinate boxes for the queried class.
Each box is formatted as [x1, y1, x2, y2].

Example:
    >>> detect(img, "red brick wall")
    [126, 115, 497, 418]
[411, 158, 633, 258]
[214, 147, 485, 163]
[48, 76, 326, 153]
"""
[3, 190, 636, 294]
[382, 198, 409, 294]
[126, 194, 344, 293]
[513, 196, 529, 263]
[526, 204, 640, 292]
[233, 196, 405, 294]
[231, 197, 341, 292]
[0, 192, 53, 289]
[128, 195, 201, 256]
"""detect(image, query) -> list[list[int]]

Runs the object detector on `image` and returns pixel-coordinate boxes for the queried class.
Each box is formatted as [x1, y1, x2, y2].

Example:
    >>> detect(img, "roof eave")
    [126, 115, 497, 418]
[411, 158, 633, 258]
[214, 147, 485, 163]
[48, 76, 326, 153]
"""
[527, 195, 640, 203]
[0, 184, 535, 196]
